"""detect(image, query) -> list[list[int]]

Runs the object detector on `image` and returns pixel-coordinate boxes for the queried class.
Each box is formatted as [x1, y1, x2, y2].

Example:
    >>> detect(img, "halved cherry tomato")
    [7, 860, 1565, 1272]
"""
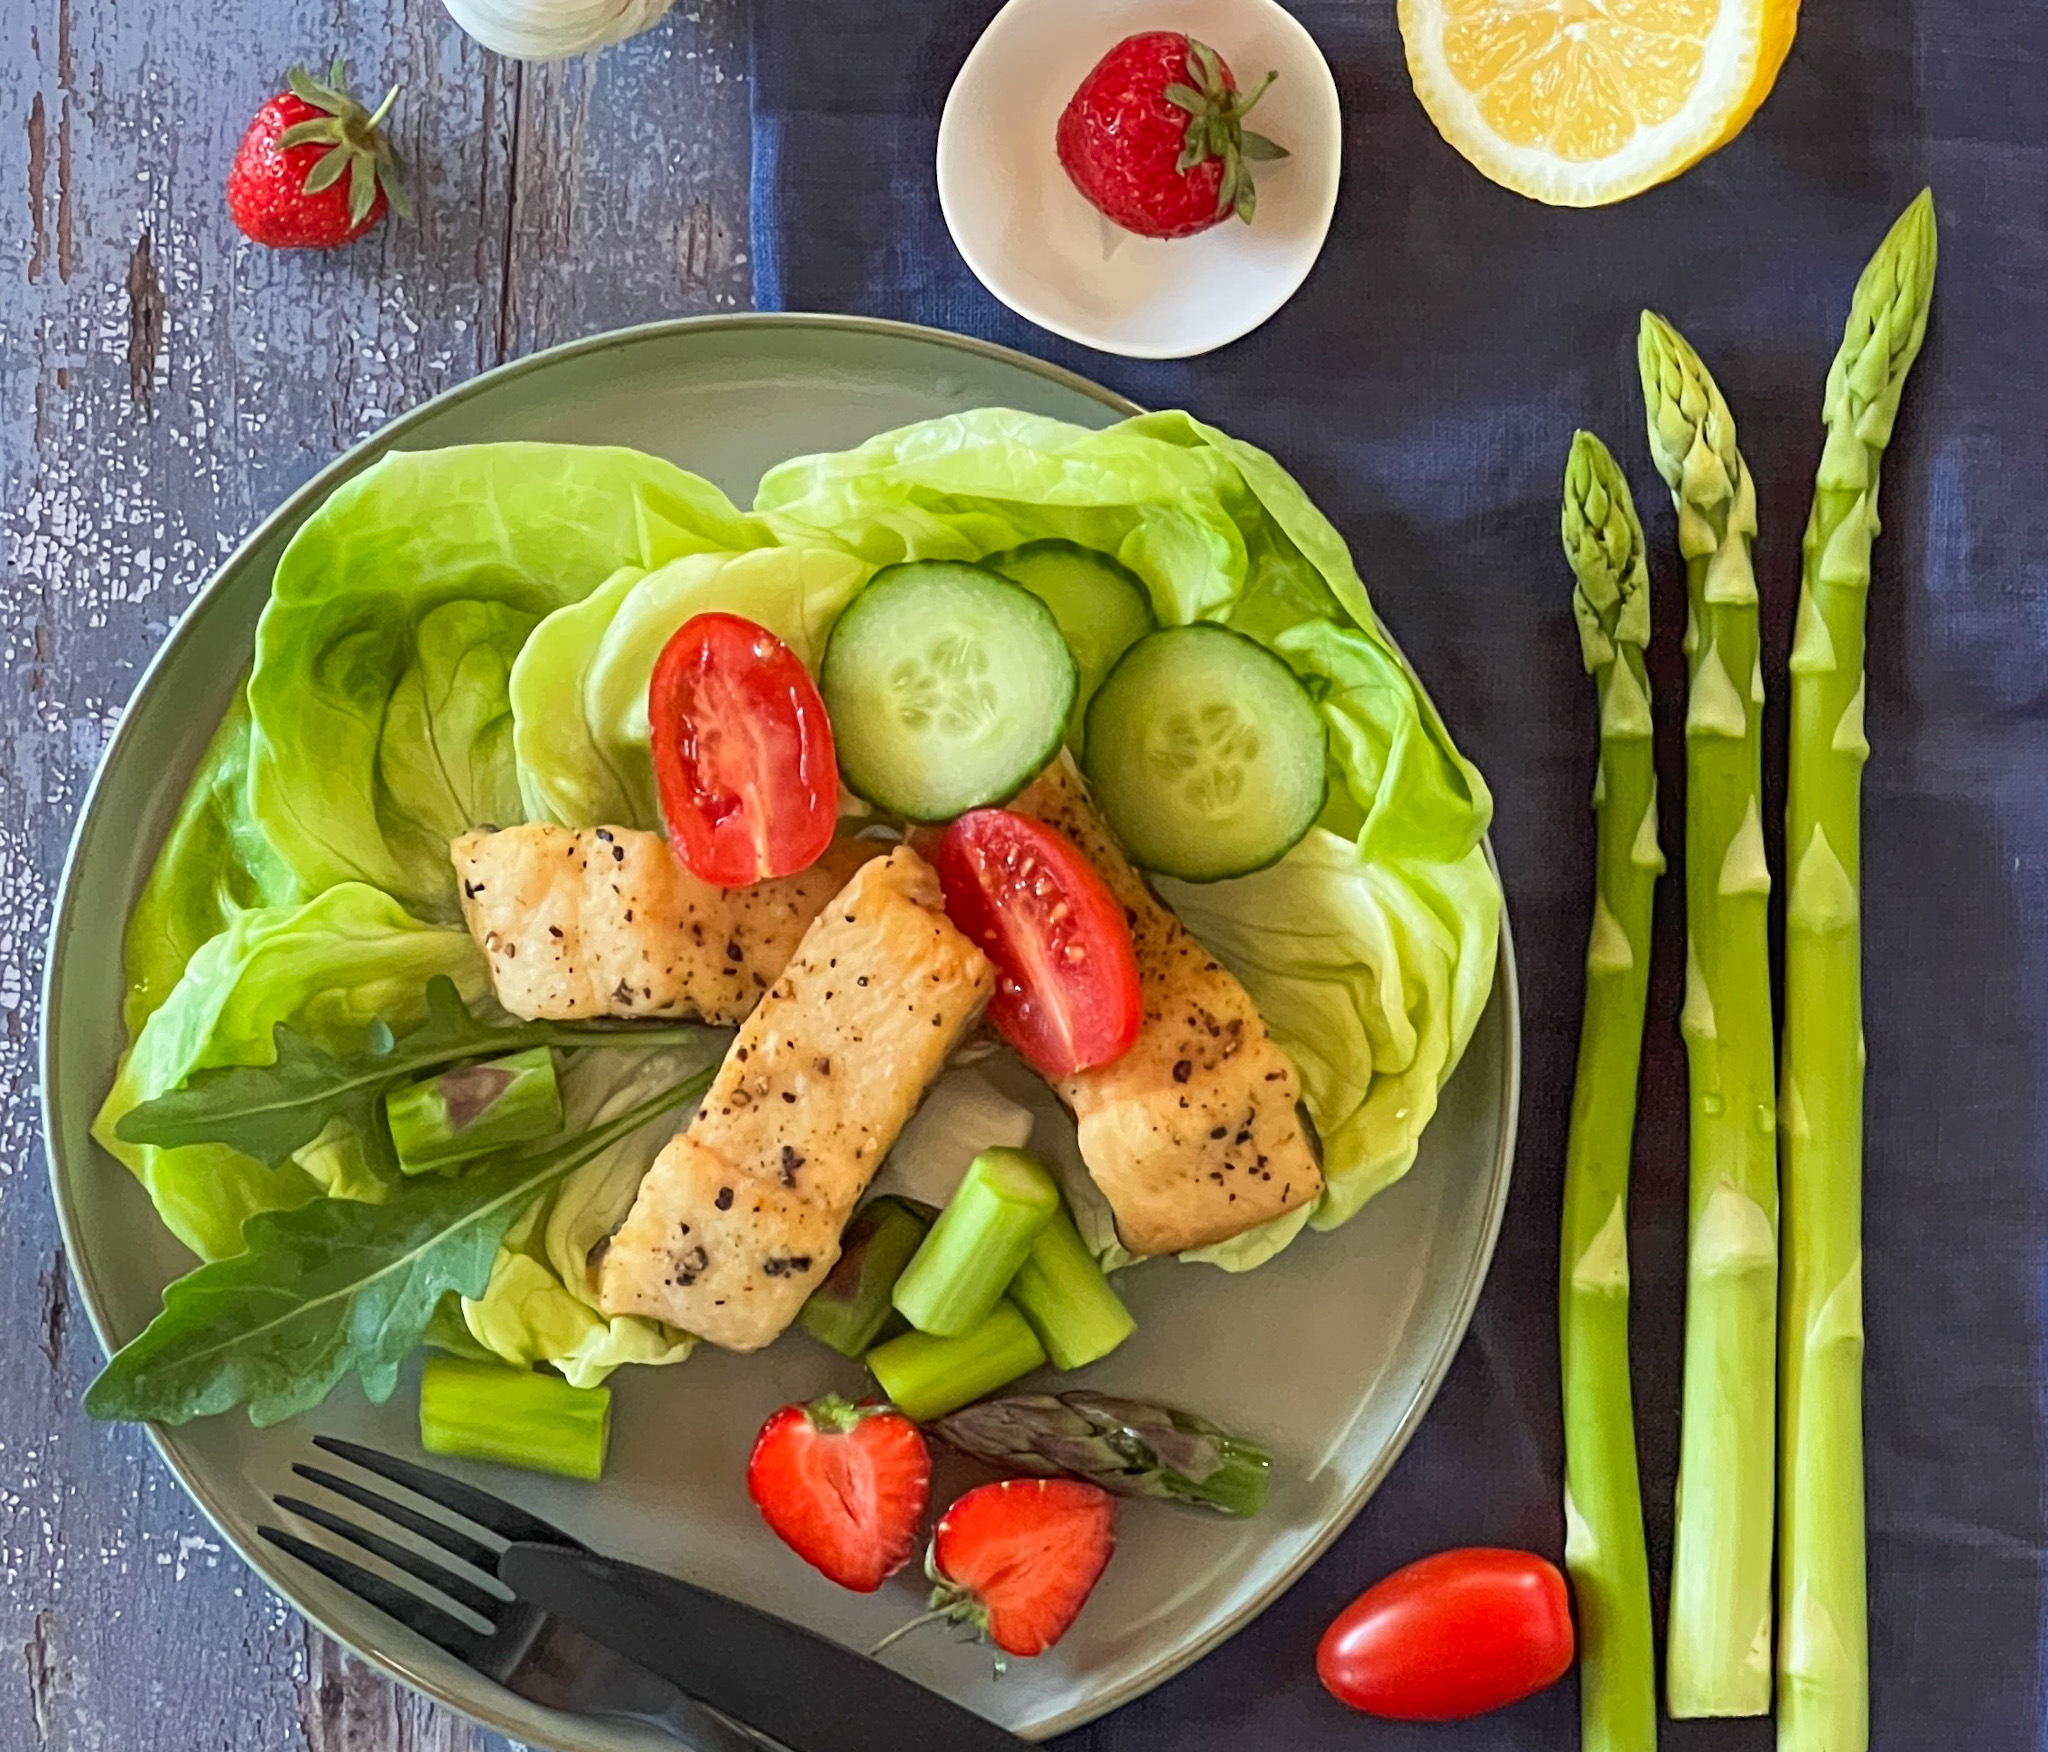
[648, 613, 837, 888]
[935, 809, 1142, 1078]
[1316, 1548, 1574, 1721]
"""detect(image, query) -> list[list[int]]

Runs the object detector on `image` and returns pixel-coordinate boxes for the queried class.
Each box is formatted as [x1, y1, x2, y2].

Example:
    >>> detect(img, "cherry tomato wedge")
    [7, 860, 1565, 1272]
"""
[935, 809, 1142, 1078]
[1316, 1548, 1575, 1721]
[648, 613, 837, 889]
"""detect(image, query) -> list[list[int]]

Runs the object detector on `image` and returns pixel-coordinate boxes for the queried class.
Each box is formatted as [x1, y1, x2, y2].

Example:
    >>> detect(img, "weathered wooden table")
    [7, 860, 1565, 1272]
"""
[1, 3, 756, 1742]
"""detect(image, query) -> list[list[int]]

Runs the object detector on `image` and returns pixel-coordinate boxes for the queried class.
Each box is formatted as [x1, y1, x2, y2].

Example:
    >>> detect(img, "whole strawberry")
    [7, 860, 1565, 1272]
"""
[228, 61, 412, 250]
[1056, 33, 1287, 239]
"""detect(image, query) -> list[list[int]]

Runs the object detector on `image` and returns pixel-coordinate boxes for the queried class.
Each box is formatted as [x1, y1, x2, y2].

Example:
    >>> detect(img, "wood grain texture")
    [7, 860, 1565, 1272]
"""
[0, 0, 749, 1743]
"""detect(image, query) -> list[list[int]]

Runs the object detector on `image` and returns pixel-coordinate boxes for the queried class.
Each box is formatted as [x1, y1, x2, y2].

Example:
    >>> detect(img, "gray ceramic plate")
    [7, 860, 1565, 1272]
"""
[40, 314, 1519, 1747]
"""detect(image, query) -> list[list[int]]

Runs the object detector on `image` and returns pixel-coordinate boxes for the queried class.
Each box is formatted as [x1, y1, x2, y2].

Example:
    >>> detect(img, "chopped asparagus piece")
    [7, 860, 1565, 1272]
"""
[798, 1195, 937, 1359]
[1009, 1210, 1135, 1371]
[891, 1147, 1060, 1337]
[866, 1298, 1046, 1423]
[418, 1354, 609, 1481]
[386, 1046, 562, 1175]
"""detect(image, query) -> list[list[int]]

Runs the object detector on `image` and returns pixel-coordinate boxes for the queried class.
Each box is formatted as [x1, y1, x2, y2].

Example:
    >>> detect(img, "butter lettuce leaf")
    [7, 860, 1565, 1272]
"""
[511, 545, 869, 830]
[246, 444, 772, 920]
[94, 884, 492, 1261]
[121, 689, 304, 1037]
[458, 1042, 724, 1386]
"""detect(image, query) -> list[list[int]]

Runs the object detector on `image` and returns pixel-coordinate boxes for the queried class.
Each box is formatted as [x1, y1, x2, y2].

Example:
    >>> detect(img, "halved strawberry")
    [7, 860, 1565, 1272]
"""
[746, 1396, 931, 1593]
[927, 1479, 1117, 1661]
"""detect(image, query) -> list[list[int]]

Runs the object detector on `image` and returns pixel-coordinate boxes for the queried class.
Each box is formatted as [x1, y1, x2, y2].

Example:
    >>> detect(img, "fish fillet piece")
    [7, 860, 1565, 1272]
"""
[451, 824, 873, 1024]
[1014, 758, 1323, 1256]
[599, 845, 994, 1351]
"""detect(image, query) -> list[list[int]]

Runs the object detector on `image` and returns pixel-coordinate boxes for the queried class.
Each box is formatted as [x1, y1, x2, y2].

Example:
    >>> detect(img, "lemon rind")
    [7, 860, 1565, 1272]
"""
[1397, 0, 1776, 208]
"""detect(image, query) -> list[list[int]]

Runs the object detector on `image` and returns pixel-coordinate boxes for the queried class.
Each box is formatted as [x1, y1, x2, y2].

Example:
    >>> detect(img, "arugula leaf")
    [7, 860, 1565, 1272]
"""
[84, 1064, 714, 1428]
[114, 975, 709, 1169]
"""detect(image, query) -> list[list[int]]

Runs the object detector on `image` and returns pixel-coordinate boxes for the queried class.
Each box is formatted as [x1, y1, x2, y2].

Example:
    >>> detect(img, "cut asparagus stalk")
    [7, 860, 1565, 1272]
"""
[418, 1354, 609, 1481]
[386, 1046, 562, 1175]
[934, 1391, 1271, 1517]
[1558, 431, 1661, 1752]
[866, 1298, 1046, 1423]
[1778, 192, 1936, 1752]
[891, 1147, 1061, 1338]
[1640, 312, 1778, 1718]
[1009, 1209, 1135, 1371]
[797, 1195, 937, 1359]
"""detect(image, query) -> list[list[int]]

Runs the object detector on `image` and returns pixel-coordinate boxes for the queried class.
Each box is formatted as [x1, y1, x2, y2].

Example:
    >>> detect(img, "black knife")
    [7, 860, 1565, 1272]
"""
[499, 1540, 1031, 1752]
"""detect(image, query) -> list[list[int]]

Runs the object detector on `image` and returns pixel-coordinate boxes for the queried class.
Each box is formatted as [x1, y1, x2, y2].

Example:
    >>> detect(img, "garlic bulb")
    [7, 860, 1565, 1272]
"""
[440, 0, 673, 60]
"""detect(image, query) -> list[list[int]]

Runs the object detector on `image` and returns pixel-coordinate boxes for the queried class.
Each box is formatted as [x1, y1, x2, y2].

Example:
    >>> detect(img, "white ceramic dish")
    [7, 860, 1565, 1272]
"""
[937, 0, 1342, 359]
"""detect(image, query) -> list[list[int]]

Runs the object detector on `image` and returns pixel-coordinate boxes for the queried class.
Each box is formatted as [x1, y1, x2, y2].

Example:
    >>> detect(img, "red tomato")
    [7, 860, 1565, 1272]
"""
[1316, 1548, 1575, 1721]
[935, 809, 1142, 1078]
[648, 613, 837, 888]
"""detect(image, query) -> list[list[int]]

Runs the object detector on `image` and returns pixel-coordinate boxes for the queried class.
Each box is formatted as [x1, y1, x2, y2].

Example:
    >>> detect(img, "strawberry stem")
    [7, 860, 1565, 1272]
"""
[868, 1607, 949, 1658]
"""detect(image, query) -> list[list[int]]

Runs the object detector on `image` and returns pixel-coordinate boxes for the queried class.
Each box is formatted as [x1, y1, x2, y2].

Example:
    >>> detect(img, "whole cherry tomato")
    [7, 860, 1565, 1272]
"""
[1316, 1547, 1575, 1721]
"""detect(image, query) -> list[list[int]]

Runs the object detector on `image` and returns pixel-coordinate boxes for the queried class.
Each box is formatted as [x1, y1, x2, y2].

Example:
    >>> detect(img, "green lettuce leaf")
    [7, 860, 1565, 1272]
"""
[121, 689, 303, 1036]
[459, 1041, 725, 1386]
[758, 407, 1500, 1260]
[245, 444, 773, 920]
[511, 545, 868, 830]
[94, 885, 492, 1261]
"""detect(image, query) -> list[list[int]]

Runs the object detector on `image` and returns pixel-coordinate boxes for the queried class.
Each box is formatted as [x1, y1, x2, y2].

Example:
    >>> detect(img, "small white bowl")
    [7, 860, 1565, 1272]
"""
[937, 0, 1342, 360]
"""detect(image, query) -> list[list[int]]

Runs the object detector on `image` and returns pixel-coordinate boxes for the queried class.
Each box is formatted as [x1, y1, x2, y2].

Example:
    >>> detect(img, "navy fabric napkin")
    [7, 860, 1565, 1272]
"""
[747, 4, 2048, 1746]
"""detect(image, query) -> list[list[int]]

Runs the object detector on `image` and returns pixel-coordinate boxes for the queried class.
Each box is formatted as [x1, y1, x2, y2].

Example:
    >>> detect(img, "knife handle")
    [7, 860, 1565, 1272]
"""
[501, 1542, 1031, 1752]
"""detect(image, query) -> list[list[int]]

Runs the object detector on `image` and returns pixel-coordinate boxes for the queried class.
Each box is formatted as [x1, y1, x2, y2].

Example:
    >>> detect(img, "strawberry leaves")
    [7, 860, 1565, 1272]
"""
[85, 1063, 714, 1427]
[1162, 38, 1288, 222]
[275, 59, 413, 226]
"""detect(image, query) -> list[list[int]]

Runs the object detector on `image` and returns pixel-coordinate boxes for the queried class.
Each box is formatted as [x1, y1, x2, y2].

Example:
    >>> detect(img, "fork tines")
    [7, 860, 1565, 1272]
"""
[260, 1437, 578, 1667]
[257, 1525, 490, 1662]
[309, 1435, 572, 1547]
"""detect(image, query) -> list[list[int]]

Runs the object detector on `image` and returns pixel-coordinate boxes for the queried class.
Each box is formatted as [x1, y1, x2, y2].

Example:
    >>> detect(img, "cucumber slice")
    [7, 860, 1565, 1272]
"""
[1082, 625, 1327, 882]
[821, 562, 1077, 820]
[981, 541, 1157, 752]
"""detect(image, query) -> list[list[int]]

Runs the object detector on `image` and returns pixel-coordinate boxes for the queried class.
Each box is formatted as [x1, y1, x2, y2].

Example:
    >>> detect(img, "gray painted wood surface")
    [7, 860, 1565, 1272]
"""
[0, 2, 749, 1743]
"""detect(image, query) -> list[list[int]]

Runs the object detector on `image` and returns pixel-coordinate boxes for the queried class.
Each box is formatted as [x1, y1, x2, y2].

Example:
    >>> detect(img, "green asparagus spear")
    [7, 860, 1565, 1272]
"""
[1640, 312, 1778, 1718]
[418, 1355, 610, 1481]
[798, 1195, 936, 1358]
[1558, 432, 1662, 1752]
[892, 1148, 1061, 1337]
[866, 1298, 1046, 1423]
[385, 1046, 563, 1174]
[933, 1391, 1271, 1517]
[1008, 1210, 1136, 1371]
[1778, 192, 1937, 1752]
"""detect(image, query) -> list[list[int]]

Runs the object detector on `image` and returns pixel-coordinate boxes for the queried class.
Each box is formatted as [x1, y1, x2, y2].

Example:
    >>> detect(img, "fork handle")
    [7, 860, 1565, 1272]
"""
[501, 1542, 1031, 1752]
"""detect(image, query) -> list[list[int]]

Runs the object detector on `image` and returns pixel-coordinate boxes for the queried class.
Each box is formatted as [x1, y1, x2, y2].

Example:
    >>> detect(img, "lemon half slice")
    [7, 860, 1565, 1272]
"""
[1399, 0, 1798, 207]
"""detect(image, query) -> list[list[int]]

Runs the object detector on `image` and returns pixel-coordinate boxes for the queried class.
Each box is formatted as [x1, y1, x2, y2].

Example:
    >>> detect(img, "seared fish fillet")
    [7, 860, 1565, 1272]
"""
[452, 825, 873, 1025]
[1014, 758, 1322, 1255]
[598, 846, 994, 1351]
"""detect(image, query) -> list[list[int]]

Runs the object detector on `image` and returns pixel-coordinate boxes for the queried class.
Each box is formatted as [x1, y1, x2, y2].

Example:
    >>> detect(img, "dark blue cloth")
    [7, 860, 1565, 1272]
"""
[747, 4, 2048, 1745]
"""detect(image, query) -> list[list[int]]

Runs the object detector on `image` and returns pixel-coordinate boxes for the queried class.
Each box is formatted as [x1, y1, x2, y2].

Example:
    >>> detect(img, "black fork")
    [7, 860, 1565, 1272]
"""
[262, 1435, 775, 1751]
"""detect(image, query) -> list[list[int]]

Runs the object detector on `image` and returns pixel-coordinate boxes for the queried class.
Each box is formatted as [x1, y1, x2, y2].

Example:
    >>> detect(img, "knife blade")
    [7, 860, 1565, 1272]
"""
[498, 1540, 1031, 1752]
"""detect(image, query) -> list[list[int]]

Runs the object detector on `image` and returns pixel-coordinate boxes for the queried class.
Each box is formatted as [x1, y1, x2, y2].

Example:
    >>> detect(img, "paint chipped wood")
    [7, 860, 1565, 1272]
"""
[0, 0, 749, 1741]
